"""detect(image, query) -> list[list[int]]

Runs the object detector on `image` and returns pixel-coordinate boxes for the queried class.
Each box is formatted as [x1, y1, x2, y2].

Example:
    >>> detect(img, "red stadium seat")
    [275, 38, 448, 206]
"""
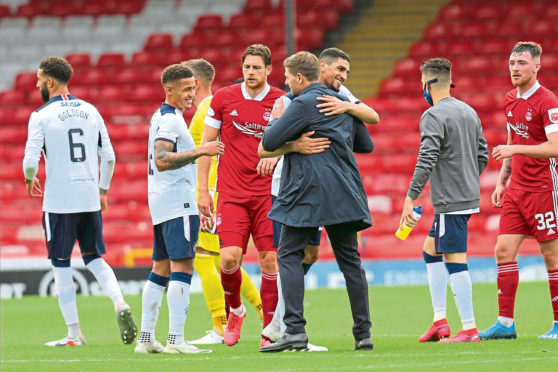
[409, 40, 445, 58]
[70, 86, 93, 102]
[446, 40, 473, 57]
[423, 23, 453, 40]
[0, 90, 26, 106]
[530, 19, 555, 36]
[130, 51, 159, 67]
[506, 4, 538, 21]
[194, 14, 224, 33]
[438, 4, 470, 20]
[144, 33, 174, 50]
[243, 0, 272, 13]
[98, 85, 128, 103]
[393, 58, 421, 77]
[0, 5, 11, 18]
[76, 69, 113, 86]
[210, 30, 238, 49]
[457, 23, 489, 40]
[476, 40, 511, 56]
[16, 3, 44, 18]
[112, 69, 144, 85]
[82, 2, 104, 17]
[66, 53, 92, 69]
[378, 77, 407, 95]
[179, 32, 208, 49]
[160, 49, 191, 66]
[494, 22, 526, 38]
[229, 13, 256, 30]
[97, 53, 126, 68]
[128, 84, 161, 103]
[296, 28, 323, 49]
[473, 5, 503, 21]
[14, 72, 37, 92]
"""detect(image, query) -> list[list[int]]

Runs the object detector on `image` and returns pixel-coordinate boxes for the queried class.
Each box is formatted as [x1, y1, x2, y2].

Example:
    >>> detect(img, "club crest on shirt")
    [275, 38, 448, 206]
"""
[263, 110, 272, 122]
[525, 110, 532, 121]
[549, 108, 558, 124]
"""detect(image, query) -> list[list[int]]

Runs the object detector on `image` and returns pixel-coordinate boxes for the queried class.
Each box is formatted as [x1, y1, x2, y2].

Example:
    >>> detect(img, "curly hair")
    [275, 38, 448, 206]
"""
[39, 57, 73, 83]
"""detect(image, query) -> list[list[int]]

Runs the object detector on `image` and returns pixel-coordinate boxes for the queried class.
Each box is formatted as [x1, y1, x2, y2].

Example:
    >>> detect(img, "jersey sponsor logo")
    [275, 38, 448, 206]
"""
[230, 109, 239, 116]
[60, 101, 81, 107]
[232, 120, 265, 138]
[549, 108, 558, 124]
[525, 110, 532, 121]
[507, 122, 529, 139]
[507, 110, 513, 117]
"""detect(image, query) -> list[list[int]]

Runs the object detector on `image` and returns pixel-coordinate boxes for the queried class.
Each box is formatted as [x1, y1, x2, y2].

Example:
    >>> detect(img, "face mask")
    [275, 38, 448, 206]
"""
[423, 79, 436, 106]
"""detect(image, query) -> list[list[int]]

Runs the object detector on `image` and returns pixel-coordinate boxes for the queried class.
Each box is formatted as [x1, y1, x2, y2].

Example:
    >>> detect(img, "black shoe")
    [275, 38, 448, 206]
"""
[259, 333, 308, 353]
[354, 338, 373, 351]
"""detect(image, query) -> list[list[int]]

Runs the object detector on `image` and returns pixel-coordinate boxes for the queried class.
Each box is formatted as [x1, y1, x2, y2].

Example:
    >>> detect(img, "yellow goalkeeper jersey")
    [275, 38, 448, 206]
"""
[190, 96, 218, 192]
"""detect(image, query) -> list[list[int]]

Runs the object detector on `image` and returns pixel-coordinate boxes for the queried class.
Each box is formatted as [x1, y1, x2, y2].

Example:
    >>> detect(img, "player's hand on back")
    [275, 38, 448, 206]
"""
[256, 157, 279, 177]
[25, 177, 42, 198]
[292, 131, 330, 154]
[200, 141, 225, 157]
[316, 95, 349, 116]
[198, 189, 214, 217]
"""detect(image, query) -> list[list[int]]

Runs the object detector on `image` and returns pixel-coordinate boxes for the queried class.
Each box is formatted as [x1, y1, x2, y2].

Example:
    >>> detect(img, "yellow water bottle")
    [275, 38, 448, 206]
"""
[395, 205, 422, 240]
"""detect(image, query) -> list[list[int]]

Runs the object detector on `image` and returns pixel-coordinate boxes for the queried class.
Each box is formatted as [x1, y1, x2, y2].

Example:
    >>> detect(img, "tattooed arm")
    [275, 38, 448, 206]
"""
[492, 131, 513, 208]
[154, 139, 224, 172]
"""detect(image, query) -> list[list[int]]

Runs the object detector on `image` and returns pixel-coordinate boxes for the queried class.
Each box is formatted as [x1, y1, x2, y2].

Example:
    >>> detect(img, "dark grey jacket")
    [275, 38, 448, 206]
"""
[261, 82, 372, 230]
[407, 97, 489, 213]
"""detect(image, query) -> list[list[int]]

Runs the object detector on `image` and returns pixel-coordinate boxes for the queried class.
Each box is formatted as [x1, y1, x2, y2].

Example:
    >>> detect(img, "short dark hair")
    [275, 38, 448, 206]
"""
[319, 47, 350, 64]
[420, 58, 452, 85]
[284, 51, 320, 82]
[241, 44, 272, 66]
[182, 59, 215, 87]
[39, 57, 73, 84]
[161, 63, 194, 86]
[511, 41, 542, 59]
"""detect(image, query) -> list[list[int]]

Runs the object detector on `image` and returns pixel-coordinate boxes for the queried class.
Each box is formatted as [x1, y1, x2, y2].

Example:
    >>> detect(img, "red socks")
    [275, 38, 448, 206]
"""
[221, 264, 242, 309]
[548, 269, 558, 321]
[260, 272, 278, 327]
[497, 262, 519, 318]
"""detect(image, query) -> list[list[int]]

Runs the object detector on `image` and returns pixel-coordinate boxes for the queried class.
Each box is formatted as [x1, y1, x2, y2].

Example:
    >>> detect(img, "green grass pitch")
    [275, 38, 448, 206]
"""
[2, 282, 557, 371]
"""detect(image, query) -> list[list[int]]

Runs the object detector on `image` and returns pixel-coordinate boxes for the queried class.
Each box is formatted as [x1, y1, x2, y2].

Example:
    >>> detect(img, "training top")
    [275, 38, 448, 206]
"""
[204, 82, 284, 196]
[504, 81, 558, 192]
[148, 103, 198, 225]
[23, 94, 115, 213]
[407, 97, 488, 214]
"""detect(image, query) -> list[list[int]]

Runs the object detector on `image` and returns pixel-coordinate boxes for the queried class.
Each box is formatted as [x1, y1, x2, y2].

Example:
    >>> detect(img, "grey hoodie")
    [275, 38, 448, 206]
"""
[407, 97, 489, 213]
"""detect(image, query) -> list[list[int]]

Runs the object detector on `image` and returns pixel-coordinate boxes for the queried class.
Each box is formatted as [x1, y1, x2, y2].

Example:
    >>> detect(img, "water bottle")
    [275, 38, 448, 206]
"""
[395, 205, 422, 240]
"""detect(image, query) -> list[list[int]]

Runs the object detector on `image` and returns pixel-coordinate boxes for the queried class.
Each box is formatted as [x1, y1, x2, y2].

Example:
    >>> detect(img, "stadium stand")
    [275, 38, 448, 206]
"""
[0, 0, 552, 265]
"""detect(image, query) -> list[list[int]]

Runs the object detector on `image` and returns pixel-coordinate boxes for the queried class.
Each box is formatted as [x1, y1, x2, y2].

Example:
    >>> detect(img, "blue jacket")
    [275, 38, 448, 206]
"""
[261, 82, 372, 230]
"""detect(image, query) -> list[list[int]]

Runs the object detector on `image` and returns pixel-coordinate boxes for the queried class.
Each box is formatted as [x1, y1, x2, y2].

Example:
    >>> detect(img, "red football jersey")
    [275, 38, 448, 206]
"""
[205, 82, 284, 195]
[504, 82, 558, 191]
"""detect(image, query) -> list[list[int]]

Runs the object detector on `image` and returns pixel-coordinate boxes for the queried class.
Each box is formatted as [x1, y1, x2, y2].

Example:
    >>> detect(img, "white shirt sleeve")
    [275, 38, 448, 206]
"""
[339, 85, 361, 104]
[22, 111, 44, 181]
[97, 112, 115, 190]
[156, 115, 180, 142]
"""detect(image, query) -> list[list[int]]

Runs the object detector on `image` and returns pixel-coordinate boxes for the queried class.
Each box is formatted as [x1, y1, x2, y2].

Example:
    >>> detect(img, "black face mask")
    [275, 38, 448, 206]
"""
[40, 84, 50, 102]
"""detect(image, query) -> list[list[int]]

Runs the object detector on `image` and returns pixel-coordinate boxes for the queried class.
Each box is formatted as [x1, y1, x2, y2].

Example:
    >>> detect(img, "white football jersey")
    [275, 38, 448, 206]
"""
[23, 94, 115, 213]
[271, 86, 362, 196]
[148, 103, 198, 225]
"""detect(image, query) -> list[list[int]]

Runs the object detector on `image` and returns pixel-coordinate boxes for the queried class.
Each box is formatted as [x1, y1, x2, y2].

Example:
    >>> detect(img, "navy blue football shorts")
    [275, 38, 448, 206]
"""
[271, 196, 321, 248]
[153, 215, 199, 261]
[42, 211, 106, 260]
[428, 214, 471, 254]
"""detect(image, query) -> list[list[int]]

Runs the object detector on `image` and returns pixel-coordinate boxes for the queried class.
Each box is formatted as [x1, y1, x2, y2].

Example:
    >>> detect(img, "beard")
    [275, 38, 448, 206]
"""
[40, 85, 50, 102]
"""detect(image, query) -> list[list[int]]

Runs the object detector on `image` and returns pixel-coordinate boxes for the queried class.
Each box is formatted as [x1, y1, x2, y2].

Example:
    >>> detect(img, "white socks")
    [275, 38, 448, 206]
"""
[141, 280, 166, 338]
[275, 273, 287, 333]
[449, 270, 476, 329]
[53, 266, 80, 336]
[426, 261, 448, 321]
[167, 279, 191, 345]
[498, 316, 514, 328]
[85, 257, 124, 311]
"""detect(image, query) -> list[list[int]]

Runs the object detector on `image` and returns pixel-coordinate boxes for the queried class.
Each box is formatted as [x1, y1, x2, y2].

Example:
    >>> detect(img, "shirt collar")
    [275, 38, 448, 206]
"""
[241, 82, 270, 101]
[517, 80, 541, 100]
